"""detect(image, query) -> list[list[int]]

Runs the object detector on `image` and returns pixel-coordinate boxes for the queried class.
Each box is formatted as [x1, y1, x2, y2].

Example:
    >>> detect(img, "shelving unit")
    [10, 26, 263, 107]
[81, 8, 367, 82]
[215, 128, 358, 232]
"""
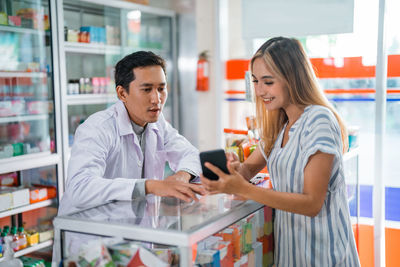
[57, 0, 178, 179]
[0, 0, 63, 263]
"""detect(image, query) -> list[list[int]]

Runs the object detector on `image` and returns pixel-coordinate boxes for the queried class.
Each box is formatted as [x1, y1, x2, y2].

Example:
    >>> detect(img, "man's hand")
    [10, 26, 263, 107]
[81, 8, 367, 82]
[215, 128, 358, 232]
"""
[165, 170, 192, 183]
[145, 179, 206, 202]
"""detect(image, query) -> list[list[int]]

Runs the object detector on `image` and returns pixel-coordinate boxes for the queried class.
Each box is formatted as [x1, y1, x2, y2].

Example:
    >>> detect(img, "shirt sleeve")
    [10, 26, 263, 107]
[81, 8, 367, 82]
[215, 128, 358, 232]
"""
[132, 179, 146, 198]
[66, 119, 139, 210]
[300, 107, 342, 171]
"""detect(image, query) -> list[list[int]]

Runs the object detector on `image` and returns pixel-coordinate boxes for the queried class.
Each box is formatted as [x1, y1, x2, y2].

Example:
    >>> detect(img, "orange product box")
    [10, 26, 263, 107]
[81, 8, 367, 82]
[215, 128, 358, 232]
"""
[33, 184, 56, 199]
[223, 225, 242, 260]
[29, 187, 48, 203]
[215, 240, 234, 267]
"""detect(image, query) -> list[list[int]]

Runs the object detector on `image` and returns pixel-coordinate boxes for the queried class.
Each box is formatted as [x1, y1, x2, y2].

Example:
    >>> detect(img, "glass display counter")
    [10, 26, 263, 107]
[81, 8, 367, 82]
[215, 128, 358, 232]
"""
[53, 194, 266, 266]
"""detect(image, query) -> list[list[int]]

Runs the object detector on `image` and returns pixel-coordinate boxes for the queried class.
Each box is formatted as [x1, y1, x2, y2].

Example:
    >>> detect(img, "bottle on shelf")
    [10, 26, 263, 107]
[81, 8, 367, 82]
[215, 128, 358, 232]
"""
[10, 226, 19, 252]
[17, 227, 27, 250]
[0, 236, 23, 267]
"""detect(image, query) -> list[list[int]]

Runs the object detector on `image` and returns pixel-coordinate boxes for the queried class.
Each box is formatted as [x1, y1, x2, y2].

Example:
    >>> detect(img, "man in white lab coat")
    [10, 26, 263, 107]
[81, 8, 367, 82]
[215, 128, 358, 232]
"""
[58, 51, 204, 215]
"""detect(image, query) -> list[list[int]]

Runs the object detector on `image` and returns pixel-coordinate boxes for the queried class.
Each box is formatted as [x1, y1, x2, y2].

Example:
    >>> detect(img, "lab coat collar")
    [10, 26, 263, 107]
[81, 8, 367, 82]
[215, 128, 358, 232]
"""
[115, 100, 160, 137]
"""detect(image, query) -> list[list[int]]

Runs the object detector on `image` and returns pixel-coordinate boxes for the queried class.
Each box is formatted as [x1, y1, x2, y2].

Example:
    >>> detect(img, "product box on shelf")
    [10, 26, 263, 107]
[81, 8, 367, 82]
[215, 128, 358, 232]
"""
[38, 228, 53, 243]
[29, 186, 48, 204]
[0, 172, 18, 187]
[0, 12, 7, 25]
[0, 186, 30, 209]
[0, 191, 12, 211]
[26, 229, 39, 246]
[8, 16, 22, 27]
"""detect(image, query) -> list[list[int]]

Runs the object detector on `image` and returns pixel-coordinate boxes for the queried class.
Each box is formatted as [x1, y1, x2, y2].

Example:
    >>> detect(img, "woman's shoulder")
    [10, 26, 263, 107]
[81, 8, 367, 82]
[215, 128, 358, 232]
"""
[304, 105, 336, 124]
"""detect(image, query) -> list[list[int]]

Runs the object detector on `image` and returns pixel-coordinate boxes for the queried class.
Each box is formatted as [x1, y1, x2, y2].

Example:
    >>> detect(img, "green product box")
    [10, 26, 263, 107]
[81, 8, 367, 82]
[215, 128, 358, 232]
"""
[0, 12, 8, 25]
[12, 143, 24, 156]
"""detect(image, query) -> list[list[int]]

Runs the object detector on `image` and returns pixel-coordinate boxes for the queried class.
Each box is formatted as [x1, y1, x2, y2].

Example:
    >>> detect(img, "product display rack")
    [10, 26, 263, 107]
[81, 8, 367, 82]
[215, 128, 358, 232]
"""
[56, 0, 178, 175]
[53, 195, 264, 266]
[0, 0, 64, 261]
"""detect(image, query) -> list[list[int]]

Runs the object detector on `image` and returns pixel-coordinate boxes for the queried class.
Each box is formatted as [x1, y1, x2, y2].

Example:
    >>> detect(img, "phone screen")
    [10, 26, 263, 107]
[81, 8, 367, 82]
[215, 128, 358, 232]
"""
[200, 149, 229, 180]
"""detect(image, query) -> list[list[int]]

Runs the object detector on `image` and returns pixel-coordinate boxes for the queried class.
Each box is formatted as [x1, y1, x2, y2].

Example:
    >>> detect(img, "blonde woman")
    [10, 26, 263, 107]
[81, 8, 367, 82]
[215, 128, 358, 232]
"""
[201, 37, 360, 266]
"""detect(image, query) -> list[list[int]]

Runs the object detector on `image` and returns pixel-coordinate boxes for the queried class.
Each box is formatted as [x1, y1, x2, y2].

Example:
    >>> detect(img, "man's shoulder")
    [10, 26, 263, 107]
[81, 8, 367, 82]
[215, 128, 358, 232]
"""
[79, 105, 117, 132]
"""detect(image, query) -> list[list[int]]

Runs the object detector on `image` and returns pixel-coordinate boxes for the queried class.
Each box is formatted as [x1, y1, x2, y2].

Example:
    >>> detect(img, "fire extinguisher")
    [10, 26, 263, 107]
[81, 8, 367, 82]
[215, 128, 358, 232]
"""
[196, 51, 209, 91]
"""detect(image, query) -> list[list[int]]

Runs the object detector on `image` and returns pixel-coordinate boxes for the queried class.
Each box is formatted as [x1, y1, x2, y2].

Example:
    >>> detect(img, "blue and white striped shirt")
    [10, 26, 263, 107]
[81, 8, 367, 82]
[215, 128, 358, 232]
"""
[261, 105, 360, 266]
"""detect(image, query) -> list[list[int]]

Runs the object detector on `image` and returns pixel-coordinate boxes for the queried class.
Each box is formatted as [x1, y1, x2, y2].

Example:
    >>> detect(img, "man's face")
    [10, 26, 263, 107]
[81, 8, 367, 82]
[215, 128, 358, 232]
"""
[117, 65, 167, 126]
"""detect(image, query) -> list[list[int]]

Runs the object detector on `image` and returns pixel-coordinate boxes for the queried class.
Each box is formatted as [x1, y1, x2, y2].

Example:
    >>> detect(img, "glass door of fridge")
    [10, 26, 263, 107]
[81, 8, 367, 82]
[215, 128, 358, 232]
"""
[59, 0, 177, 167]
[60, 0, 122, 157]
[122, 9, 175, 124]
[0, 0, 56, 160]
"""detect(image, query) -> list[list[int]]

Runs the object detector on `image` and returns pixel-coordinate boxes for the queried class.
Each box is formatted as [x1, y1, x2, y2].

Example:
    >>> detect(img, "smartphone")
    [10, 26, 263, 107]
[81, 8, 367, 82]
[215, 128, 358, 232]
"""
[200, 149, 229, 180]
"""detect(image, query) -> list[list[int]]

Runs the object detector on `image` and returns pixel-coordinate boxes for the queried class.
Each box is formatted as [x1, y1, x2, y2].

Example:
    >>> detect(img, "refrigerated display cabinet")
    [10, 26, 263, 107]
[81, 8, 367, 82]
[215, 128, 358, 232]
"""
[56, 0, 178, 169]
[0, 0, 63, 261]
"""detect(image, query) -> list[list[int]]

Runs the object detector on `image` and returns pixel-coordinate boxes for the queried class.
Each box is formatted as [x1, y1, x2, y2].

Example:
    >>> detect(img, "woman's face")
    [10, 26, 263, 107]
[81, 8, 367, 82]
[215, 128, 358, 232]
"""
[252, 57, 290, 111]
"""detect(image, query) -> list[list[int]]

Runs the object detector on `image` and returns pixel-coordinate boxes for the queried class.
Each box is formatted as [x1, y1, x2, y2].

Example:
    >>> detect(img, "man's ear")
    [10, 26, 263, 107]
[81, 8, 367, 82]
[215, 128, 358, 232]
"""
[116, 85, 127, 102]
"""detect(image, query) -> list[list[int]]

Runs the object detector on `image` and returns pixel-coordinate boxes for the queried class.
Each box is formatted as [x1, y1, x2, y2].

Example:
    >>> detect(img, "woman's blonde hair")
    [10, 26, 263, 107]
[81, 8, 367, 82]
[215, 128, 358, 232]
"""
[251, 37, 348, 157]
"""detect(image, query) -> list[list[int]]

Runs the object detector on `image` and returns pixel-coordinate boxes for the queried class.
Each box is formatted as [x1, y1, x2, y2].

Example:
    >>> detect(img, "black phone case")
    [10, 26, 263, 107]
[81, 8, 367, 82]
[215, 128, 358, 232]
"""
[200, 149, 229, 180]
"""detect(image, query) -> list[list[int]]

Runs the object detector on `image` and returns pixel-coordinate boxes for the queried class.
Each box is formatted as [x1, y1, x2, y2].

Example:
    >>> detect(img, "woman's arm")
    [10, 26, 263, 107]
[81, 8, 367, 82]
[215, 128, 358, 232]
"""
[202, 150, 334, 217]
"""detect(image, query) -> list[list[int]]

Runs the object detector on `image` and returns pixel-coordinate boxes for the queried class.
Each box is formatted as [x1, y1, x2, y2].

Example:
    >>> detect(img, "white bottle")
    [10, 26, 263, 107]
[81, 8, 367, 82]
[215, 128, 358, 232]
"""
[0, 236, 23, 267]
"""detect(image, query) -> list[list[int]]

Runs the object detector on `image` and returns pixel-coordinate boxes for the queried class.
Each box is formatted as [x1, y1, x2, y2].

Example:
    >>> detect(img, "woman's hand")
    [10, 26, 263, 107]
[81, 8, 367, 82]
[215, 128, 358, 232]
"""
[200, 161, 249, 196]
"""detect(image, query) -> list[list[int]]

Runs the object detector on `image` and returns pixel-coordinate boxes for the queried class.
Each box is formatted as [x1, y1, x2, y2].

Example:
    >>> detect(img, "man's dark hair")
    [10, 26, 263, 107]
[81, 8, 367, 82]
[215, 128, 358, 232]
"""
[115, 51, 166, 93]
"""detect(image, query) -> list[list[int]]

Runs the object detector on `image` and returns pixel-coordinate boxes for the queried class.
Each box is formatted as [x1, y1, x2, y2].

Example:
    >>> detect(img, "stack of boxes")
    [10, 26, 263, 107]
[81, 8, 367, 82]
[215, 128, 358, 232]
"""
[195, 206, 274, 267]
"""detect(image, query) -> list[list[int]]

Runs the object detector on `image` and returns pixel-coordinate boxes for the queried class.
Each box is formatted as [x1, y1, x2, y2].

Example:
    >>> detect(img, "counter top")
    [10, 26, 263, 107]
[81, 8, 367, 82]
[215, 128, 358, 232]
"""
[54, 194, 264, 247]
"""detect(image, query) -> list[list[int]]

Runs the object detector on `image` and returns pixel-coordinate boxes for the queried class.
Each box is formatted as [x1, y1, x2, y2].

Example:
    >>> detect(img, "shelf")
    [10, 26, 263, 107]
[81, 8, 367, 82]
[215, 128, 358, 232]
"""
[0, 199, 54, 219]
[64, 42, 121, 55]
[66, 94, 118, 105]
[0, 114, 49, 124]
[0, 25, 47, 36]
[0, 152, 61, 174]
[0, 72, 47, 78]
[122, 46, 166, 55]
[0, 240, 53, 262]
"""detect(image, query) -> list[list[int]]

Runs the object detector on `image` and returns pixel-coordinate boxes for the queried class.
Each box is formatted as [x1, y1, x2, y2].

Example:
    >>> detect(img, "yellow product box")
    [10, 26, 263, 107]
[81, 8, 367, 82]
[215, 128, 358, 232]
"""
[26, 230, 39, 246]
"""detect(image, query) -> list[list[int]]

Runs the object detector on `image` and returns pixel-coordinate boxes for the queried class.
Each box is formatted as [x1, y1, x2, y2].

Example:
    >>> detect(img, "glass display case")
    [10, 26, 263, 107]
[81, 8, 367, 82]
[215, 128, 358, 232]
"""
[57, 0, 177, 167]
[0, 0, 58, 163]
[0, 0, 63, 262]
[53, 195, 266, 266]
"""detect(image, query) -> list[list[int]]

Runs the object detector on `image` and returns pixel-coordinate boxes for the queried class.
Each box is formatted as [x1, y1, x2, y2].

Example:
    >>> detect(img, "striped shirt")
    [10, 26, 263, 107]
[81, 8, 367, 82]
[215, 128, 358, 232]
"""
[261, 105, 360, 266]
